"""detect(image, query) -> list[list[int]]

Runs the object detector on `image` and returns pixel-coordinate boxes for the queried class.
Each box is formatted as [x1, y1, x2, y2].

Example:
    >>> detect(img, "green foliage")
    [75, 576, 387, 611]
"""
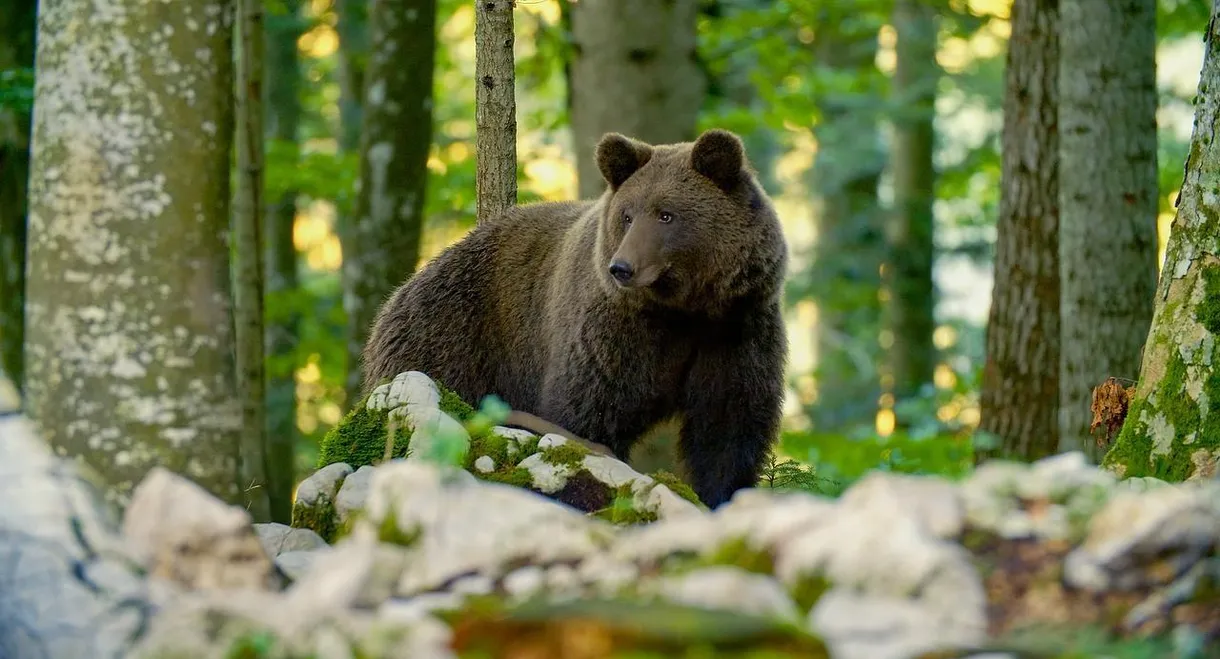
[777, 427, 976, 497]
[0, 67, 33, 113]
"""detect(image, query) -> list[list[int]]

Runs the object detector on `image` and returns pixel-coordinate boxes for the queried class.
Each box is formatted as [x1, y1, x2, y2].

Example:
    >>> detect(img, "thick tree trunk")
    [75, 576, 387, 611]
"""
[806, 14, 886, 433]
[0, 373, 149, 659]
[235, 0, 272, 522]
[264, 0, 304, 524]
[343, 0, 437, 402]
[568, 0, 705, 200]
[977, 0, 1061, 462]
[475, 0, 517, 224]
[24, 0, 244, 507]
[887, 0, 940, 429]
[1057, 0, 1159, 459]
[0, 0, 36, 394]
[1102, 4, 1220, 482]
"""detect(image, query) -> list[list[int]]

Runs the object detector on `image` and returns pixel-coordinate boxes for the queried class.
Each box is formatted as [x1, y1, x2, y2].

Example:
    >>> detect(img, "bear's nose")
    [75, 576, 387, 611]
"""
[608, 259, 634, 284]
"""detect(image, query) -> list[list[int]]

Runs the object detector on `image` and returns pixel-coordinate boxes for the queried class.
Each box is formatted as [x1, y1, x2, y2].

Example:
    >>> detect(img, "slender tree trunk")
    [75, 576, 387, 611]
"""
[568, 0, 705, 200]
[1102, 3, 1220, 482]
[344, 0, 437, 402]
[24, 0, 243, 507]
[977, 0, 1061, 462]
[807, 14, 886, 433]
[235, 0, 272, 522]
[335, 0, 368, 154]
[0, 0, 36, 395]
[1058, 0, 1159, 459]
[475, 0, 517, 224]
[887, 0, 941, 430]
[264, 0, 304, 524]
[335, 0, 368, 409]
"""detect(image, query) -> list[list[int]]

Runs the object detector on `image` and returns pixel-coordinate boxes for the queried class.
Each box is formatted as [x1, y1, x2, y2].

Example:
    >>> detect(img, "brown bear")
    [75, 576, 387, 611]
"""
[360, 128, 789, 508]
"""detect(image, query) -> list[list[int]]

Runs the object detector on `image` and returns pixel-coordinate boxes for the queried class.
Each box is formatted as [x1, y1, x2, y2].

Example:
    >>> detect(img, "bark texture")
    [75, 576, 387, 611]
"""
[568, 0, 705, 200]
[0, 0, 35, 394]
[264, 0, 304, 524]
[235, 0, 272, 522]
[887, 0, 941, 428]
[343, 0, 437, 402]
[24, 0, 244, 507]
[977, 0, 1061, 461]
[475, 0, 516, 224]
[807, 12, 886, 432]
[1102, 4, 1220, 482]
[1057, 0, 1159, 458]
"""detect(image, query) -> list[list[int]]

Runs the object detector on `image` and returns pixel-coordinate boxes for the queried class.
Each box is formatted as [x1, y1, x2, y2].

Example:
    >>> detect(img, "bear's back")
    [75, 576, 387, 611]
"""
[360, 199, 595, 408]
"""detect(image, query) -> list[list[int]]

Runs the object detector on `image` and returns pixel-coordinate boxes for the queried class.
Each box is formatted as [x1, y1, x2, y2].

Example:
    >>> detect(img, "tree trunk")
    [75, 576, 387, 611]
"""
[977, 0, 1061, 462]
[343, 0, 437, 402]
[235, 0, 272, 522]
[475, 0, 517, 224]
[1102, 4, 1220, 482]
[264, 0, 304, 524]
[335, 0, 368, 410]
[806, 13, 886, 433]
[24, 0, 244, 507]
[568, 0, 706, 200]
[0, 0, 36, 395]
[335, 0, 368, 154]
[887, 0, 940, 430]
[1057, 0, 1159, 459]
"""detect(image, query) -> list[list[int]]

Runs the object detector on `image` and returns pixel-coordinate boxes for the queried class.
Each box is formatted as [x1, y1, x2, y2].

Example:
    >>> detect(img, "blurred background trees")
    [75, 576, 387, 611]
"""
[0, 0, 1209, 500]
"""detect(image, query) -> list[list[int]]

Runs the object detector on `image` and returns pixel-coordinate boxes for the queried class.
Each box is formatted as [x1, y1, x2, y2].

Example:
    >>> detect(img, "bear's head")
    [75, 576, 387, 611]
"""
[592, 128, 787, 314]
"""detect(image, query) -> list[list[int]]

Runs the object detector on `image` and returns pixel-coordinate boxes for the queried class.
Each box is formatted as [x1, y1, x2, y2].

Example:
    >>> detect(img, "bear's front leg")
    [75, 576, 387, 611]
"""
[679, 309, 787, 508]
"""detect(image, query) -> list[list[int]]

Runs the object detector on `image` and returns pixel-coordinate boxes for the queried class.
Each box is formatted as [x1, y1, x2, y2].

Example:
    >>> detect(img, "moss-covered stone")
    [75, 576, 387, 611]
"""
[439, 386, 476, 421]
[539, 442, 589, 468]
[317, 404, 400, 469]
[465, 431, 512, 472]
[290, 491, 339, 543]
[648, 469, 703, 508]
[593, 482, 659, 525]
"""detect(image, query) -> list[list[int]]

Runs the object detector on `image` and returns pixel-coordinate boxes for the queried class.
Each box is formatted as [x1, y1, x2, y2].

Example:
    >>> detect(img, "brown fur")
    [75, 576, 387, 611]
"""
[361, 129, 789, 508]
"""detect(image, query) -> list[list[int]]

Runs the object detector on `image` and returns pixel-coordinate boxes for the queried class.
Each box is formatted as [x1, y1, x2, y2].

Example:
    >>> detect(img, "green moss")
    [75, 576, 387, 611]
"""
[648, 470, 704, 508]
[789, 573, 832, 613]
[1196, 268, 1220, 334]
[539, 441, 589, 468]
[465, 431, 512, 471]
[593, 482, 658, 525]
[376, 502, 421, 547]
[481, 466, 535, 489]
[1104, 344, 1220, 481]
[702, 536, 775, 575]
[290, 493, 340, 543]
[439, 384, 476, 421]
[317, 404, 405, 469]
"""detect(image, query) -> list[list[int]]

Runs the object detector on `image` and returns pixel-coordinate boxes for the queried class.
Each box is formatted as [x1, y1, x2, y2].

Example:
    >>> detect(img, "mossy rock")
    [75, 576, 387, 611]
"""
[313, 370, 707, 522]
[317, 376, 476, 470]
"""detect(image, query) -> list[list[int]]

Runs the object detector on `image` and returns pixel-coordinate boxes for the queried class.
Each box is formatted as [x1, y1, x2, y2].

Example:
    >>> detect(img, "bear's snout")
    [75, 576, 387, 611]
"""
[608, 259, 635, 285]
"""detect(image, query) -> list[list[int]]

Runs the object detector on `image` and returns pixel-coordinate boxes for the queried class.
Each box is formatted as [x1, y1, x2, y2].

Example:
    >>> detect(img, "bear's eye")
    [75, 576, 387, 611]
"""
[659, 211, 674, 224]
[623, 213, 632, 226]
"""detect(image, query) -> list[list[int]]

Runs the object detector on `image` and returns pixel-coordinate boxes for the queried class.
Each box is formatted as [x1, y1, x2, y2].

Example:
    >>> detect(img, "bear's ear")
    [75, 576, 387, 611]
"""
[691, 129, 745, 192]
[596, 133, 653, 191]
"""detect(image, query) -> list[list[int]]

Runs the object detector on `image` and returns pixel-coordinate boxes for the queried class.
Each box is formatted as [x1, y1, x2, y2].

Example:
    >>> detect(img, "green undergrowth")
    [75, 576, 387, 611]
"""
[772, 428, 976, 497]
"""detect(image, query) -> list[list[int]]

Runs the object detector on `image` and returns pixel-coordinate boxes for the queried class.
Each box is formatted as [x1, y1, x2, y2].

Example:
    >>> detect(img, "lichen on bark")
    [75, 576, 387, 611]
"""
[23, 0, 243, 506]
[1102, 6, 1220, 481]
